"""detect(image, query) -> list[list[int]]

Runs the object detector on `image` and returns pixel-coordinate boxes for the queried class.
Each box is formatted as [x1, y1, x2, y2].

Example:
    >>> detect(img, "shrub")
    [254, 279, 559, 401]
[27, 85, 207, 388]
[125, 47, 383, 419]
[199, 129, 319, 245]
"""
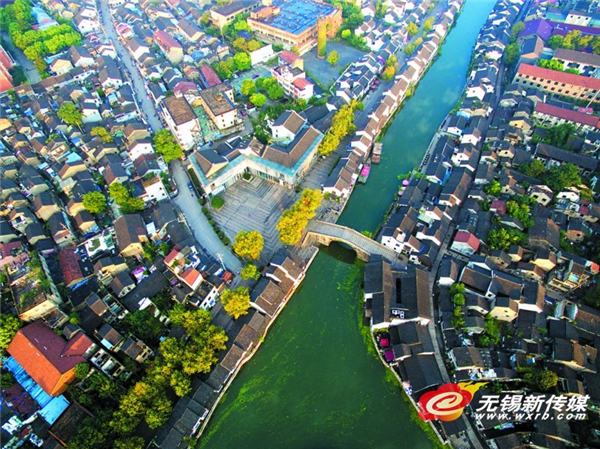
[201, 206, 208, 214]
[222, 237, 230, 245]
[211, 196, 225, 210]
[209, 219, 215, 225]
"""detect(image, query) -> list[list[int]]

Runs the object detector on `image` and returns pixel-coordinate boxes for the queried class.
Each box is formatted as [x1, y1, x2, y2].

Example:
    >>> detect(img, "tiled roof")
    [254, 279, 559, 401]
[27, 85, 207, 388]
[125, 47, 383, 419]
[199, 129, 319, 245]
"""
[7, 321, 90, 396]
[534, 102, 600, 128]
[517, 63, 600, 90]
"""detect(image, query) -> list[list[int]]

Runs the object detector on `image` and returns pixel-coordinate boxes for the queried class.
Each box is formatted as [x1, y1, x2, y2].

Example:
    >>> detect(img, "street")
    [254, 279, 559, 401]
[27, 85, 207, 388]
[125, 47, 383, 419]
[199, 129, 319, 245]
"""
[171, 160, 242, 273]
[1, 31, 41, 85]
[98, 1, 161, 132]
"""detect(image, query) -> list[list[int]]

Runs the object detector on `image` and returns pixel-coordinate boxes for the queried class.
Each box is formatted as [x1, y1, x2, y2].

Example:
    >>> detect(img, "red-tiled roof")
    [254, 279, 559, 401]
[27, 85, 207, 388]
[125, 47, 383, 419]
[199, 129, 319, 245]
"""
[154, 30, 182, 50]
[517, 63, 600, 90]
[181, 267, 201, 288]
[535, 102, 600, 127]
[164, 246, 181, 266]
[453, 231, 480, 250]
[7, 321, 87, 396]
[58, 248, 83, 287]
[200, 65, 221, 87]
[280, 50, 299, 65]
[292, 77, 312, 90]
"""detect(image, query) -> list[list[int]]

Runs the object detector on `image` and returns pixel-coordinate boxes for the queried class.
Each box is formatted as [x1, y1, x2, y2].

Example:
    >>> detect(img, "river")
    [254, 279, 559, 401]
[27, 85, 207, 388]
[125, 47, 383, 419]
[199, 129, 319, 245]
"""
[199, 1, 496, 448]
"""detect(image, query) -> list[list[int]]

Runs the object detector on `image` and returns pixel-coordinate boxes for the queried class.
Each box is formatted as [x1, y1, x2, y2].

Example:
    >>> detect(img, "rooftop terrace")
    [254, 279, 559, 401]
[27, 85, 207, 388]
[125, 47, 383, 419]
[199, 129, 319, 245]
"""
[253, 0, 337, 35]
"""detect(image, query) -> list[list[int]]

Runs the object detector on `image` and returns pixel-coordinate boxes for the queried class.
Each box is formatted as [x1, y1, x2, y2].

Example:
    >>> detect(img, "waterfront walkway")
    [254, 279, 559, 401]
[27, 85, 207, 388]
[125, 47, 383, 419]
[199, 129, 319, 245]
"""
[304, 220, 402, 263]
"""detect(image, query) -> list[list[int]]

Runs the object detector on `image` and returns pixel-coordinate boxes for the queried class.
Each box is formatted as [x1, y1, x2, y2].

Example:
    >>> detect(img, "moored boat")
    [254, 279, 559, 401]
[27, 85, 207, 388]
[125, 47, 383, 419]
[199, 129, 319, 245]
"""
[358, 158, 371, 183]
[372, 143, 382, 164]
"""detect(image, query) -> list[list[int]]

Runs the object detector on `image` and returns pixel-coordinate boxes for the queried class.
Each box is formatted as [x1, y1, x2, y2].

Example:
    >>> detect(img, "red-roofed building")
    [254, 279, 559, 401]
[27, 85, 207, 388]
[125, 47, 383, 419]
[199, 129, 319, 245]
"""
[490, 199, 507, 215]
[279, 50, 303, 69]
[181, 267, 202, 290]
[154, 30, 184, 64]
[291, 77, 314, 100]
[514, 63, 600, 103]
[534, 102, 600, 131]
[199, 65, 221, 88]
[0, 44, 15, 93]
[450, 231, 480, 256]
[7, 321, 96, 396]
[58, 248, 86, 287]
[0, 240, 28, 270]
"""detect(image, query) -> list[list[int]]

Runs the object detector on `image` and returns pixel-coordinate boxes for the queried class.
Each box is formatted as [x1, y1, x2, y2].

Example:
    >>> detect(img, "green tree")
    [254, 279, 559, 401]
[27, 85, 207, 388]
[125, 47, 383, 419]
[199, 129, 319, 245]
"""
[266, 82, 284, 100]
[423, 17, 434, 33]
[153, 129, 183, 163]
[484, 179, 501, 196]
[519, 159, 547, 179]
[233, 52, 251, 71]
[74, 363, 90, 379]
[317, 19, 327, 57]
[241, 78, 256, 96]
[250, 93, 266, 107]
[276, 189, 322, 245]
[67, 418, 109, 449]
[486, 228, 527, 251]
[341, 29, 351, 39]
[109, 183, 145, 213]
[382, 65, 395, 81]
[327, 50, 340, 66]
[220, 286, 251, 319]
[510, 21, 524, 42]
[240, 263, 260, 280]
[58, 102, 83, 130]
[407, 22, 418, 37]
[548, 35, 564, 50]
[82, 191, 107, 215]
[0, 314, 21, 353]
[503, 43, 520, 66]
[375, 0, 387, 18]
[91, 126, 113, 143]
[211, 195, 225, 209]
[547, 163, 581, 193]
[531, 369, 558, 392]
[114, 437, 145, 449]
[123, 308, 163, 344]
[233, 230, 264, 260]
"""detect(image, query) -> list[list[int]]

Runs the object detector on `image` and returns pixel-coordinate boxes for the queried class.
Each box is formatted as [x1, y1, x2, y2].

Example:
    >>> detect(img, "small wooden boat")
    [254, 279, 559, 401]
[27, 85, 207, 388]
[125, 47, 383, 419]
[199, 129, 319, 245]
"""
[372, 143, 382, 164]
[358, 158, 371, 184]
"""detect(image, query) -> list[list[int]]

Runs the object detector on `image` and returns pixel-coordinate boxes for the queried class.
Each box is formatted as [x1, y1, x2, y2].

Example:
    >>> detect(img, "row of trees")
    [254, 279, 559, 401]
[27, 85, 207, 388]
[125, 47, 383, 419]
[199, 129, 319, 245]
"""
[318, 99, 363, 156]
[212, 52, 252, 79]
[276, 189, 322, 245]
[110, 306, 227, 434]
[548, 30, 600, 54]
[537, 59, 579, 75]
[382, 55, 397, 81]
[1, 0, 81, 65]
[518, 160, 582, 193]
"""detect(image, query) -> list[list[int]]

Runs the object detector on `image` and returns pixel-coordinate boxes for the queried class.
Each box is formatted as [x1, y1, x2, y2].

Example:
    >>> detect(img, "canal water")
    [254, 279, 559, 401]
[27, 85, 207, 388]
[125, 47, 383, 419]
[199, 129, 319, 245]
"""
[199, 1, 496, 448]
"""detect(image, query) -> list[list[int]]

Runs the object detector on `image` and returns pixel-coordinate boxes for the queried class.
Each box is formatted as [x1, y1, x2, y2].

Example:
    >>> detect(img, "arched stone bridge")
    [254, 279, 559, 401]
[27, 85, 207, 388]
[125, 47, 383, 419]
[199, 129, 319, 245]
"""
[303, 220, 400, 262]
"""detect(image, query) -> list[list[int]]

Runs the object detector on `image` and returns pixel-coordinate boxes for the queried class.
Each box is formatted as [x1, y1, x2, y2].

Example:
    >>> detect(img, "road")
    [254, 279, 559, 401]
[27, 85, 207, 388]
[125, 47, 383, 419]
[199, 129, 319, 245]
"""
[97, 1, 161, 132]
[1, 31, 41, 85]
[171, 160, 242, 273]
[99, 3, 242, 272]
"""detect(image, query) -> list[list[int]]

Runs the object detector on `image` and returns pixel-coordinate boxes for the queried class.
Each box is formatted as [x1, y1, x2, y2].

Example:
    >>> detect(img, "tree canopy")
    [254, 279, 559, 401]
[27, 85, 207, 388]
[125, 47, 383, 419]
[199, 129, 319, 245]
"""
[503, 43, 520, 66]
[233, 52, 251, 71]
[58, 102, 83, 129]
[153, 129, 183, 163]
[82, 191, 107, 215]
[318, 99, 361, 156]
[0, 314, 22, 353]
[91, 126, 114, 143]
[250, 93, 266, 108]
[109, 183, 145, 213]
[233, 230, 264, 260]
[486, 228, 527, 251]
[220, 286, 251, 319]
[327, 50, 340, 66]
[241, 78, 256, 96]
[240, 263, 260, 280]
[406, 22, 418, 37]
[276, 189, 322, 245]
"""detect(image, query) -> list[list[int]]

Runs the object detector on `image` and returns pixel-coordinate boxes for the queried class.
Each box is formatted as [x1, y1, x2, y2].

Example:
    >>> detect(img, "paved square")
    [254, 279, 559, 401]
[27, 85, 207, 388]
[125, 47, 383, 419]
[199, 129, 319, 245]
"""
[303, 41, 367, 89]
[211, 177, 298, 263]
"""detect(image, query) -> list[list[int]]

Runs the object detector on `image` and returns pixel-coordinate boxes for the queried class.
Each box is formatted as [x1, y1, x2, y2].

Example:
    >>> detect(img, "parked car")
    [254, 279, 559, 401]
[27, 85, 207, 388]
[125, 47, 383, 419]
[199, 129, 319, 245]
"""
[187, 182, 194, 190]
